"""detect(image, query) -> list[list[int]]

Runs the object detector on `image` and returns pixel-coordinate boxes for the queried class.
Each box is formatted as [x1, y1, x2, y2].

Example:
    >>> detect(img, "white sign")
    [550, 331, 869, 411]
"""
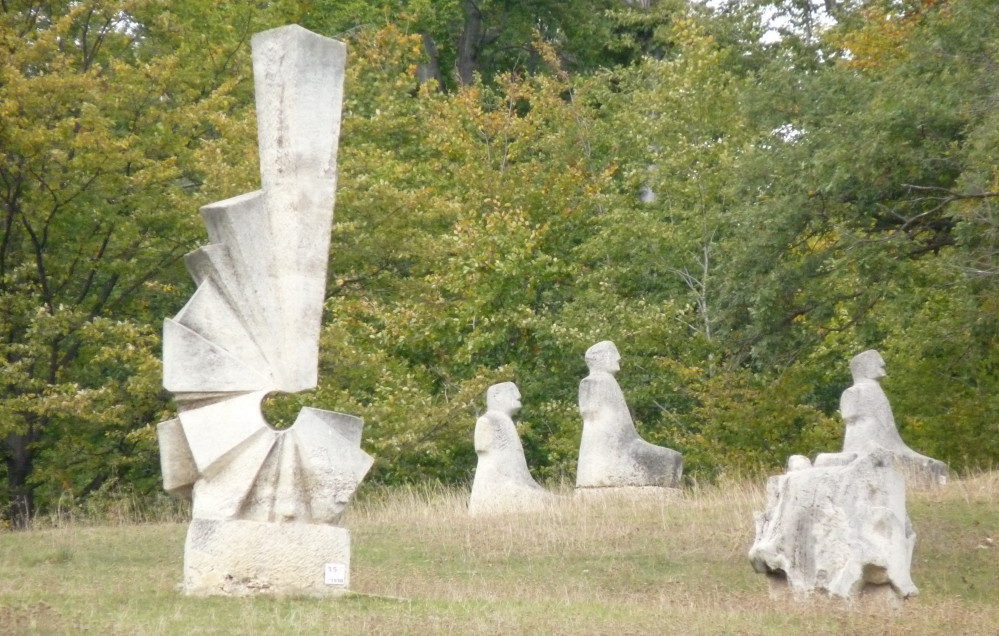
[324, 563, 346, 586]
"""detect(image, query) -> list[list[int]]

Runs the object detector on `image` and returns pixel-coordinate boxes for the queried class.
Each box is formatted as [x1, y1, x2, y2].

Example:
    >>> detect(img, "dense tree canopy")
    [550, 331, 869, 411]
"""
[2, 0, 997, 524]
[0, 0, 301, 524]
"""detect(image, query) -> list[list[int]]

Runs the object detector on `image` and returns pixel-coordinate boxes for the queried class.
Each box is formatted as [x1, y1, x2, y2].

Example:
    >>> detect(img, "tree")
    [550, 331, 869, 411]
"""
[300, 0, 645, 89]
[6, 0, 999, 513]
[0, 0, 298, 525]
[311, 26, 614, 482]
[699, 0, 999, 470]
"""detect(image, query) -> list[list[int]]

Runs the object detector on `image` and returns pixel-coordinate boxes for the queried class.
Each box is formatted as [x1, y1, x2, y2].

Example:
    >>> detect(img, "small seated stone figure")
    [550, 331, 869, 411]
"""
[575, 341, 682, 492]
[840, 350, 948, 486]
[468, 382, 555, 516]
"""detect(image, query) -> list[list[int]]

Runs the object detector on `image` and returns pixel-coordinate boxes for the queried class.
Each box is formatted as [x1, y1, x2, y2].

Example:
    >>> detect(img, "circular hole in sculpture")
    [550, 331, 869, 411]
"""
[260, 392, 304, 430]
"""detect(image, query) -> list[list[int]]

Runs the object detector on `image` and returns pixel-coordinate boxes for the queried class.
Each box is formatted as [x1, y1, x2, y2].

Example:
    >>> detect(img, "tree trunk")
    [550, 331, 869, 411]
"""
[457, 0, 483, 85]
[418, 33, 445, 89]
[4, 423, 39, 528]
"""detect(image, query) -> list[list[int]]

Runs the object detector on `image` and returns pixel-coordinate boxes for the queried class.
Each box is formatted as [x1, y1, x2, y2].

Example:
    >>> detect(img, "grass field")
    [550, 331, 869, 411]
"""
[2, 473, 998, 635]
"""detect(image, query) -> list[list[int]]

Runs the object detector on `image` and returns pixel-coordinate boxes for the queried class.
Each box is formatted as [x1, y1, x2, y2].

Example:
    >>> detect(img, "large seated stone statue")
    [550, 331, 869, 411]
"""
[468, 382, 556, 516]
[156, 25, 372, 596]
[840, 350, 948, 487]
[575, 341, 682, 493]
[749, 451, 918, 602]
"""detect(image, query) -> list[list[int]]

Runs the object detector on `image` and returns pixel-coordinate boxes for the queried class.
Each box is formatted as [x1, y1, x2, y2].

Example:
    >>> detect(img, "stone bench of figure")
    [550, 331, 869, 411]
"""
[840, 350, 948, 488]
[574, 341, 683, 499]
[468, 382, 558, 516]
[749, 451, 918, 605]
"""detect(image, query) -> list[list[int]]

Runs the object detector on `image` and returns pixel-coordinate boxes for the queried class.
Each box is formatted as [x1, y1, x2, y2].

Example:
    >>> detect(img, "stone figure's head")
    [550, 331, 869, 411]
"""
[486, 381, 522, 415]
[585, 340, 621, 374]
[849, 349, 887, 383]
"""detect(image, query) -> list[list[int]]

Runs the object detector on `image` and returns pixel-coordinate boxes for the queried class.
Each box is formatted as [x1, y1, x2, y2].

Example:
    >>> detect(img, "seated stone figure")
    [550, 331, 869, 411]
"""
[575, 341, 682, 491]
[840, 350, 948, 486]
[468, 382, 555, 515]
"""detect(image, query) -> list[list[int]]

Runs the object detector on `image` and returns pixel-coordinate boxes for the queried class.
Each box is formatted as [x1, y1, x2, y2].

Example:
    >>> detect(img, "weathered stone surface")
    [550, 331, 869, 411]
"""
[749, 451, 918, 602]
[164, 24, 345, 396]
[575, 341, 682, 490]
[182, 403, 372, 524]
[156, 25, 370, 596]
[183, 519, 352, 596]
[468, 383, 556, 516]
[157, 418, 197, 500]
[840, 350, 948, 487]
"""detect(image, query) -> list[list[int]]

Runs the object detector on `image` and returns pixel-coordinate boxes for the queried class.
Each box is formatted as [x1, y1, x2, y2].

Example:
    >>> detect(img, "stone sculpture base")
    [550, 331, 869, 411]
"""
[574, 486, 680, 501]
[893, 453, 949, 488]
[184, 519, 352, 596]
[469, 488, 557, 516]
[765, 571, 905, 610]
[748, 451, 917, 602]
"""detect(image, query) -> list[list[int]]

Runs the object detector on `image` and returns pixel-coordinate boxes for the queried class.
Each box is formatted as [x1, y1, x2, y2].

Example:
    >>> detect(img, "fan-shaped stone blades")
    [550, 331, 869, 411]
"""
[155, 25, 372, 596]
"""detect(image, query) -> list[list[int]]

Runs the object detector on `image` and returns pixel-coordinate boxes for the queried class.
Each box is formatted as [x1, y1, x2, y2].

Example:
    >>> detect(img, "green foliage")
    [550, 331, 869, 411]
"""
[319, 26, 611, 483]
[0, 0, 299, 524]
[300, 0, 649, 89]
[4, 0, 999, 518]
[705, 0, 999, 470]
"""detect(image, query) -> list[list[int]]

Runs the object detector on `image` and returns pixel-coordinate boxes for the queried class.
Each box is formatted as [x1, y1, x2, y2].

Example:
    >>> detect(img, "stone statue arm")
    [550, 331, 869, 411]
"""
[578, 376, 608, 422]
[473, 414, 493, 454]
[840, 383, 888, 430]
[839, 387, 863, 426]
[839, 386, 879, 453]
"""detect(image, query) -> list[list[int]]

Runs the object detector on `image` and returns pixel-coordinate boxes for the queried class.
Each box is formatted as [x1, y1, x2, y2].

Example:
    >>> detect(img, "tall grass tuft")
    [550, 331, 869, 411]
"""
[34, 480, 191, 529]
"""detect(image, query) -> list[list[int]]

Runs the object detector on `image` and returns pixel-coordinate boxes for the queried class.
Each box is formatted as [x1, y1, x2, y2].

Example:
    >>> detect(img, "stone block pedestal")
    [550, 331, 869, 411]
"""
[573, 486, 681, 501]
[184, 519, 352, 596]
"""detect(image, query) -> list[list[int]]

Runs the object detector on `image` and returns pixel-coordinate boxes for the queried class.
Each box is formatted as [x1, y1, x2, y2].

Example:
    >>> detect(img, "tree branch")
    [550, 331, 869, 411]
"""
[73, 224, 115, 304]
[19, 215, 54, 312]
[897, 184, 999, 230]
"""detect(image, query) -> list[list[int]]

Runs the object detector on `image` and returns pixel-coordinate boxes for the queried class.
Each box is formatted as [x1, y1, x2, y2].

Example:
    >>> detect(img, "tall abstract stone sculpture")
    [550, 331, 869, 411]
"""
[468, 382, 556, 516]
[749, 451, 918, 602]
[575, 341, 683, 493]
[156, 25, 372, 596]
[840, 350, 948, 487]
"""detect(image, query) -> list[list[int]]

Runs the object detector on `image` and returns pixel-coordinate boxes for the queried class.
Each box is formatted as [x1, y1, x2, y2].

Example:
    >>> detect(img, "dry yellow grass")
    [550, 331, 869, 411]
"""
[1, 474, 997, 634]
